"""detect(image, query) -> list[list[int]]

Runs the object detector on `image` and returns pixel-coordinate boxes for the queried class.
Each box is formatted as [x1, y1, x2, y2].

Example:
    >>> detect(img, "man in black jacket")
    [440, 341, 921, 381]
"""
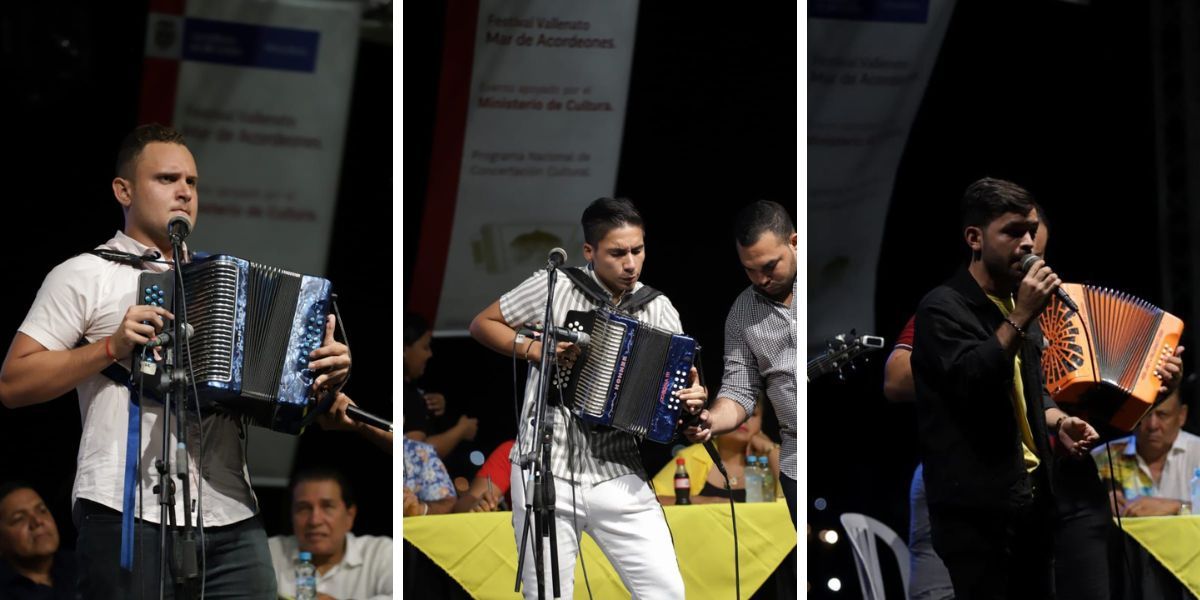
[911, 178, 1098, 599]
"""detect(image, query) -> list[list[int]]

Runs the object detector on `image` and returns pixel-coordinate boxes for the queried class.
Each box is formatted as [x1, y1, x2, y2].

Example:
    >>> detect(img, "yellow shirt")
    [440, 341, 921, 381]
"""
[988, 294, 1040, 473]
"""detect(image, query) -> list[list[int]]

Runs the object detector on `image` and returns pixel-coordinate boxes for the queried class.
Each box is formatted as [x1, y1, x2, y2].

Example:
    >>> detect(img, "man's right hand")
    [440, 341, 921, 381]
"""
[111, 305, 173, 359]
[1011, 257, 1060, 327]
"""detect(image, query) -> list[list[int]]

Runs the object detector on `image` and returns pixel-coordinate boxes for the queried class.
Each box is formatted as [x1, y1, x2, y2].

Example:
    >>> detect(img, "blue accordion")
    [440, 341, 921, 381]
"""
[557, 309, 697, 444]
[139, 254, 332, 434]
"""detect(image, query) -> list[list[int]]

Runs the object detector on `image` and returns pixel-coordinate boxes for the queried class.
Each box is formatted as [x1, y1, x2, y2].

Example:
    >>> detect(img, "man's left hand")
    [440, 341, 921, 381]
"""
[310, 314, 351, 392]
[1156, 345, 1186, 395]
[1121, 496, 1183, 517]
[1057, 416, 1099, 458]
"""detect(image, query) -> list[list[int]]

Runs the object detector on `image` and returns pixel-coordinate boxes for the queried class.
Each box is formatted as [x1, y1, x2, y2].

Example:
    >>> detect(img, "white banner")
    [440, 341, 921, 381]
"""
[420, 0, 641, 333]
[141, 0, 362, 487]
[144, 0, 361, 277]
[807, 0, 955, 351]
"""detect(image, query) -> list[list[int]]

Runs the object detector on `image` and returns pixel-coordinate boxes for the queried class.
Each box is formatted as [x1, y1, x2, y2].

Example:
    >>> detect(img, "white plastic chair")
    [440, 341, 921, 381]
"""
[839, 512, 911, 600]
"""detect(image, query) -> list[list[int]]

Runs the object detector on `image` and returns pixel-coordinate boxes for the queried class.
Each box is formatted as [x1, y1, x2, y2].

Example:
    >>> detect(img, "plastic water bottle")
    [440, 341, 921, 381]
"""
[674, 458, 692, 505]
[1189, 467, 1200, 516]
[760, 455, 775, 501]
[295, 551, 317, 600]
[745, 456, 764, 503]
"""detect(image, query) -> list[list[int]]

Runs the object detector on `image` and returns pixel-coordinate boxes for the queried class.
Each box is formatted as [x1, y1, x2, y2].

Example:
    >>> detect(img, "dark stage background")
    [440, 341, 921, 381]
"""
[811, 0, 1200, 598]
[0, 1, 394, 549]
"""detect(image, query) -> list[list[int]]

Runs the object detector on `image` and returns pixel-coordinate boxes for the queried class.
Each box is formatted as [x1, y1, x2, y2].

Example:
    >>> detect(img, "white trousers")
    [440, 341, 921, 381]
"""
[509, 465, 686, 599]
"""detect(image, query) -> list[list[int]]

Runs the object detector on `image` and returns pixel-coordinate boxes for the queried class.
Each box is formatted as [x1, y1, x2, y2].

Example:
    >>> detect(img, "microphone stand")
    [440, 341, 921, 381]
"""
[169, 233, 199, 598]
[514, 254, 564, 600]
[149, 230, 197, 599]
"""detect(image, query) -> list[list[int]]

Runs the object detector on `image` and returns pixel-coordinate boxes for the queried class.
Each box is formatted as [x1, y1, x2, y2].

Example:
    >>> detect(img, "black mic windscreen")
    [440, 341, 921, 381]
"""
[1020, 253, 1042, 274]
[168, 215, 192, 241]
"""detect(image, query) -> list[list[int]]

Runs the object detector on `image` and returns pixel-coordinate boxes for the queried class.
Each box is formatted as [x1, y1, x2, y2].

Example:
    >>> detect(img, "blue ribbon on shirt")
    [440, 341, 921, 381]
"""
[120, 384, 140, 571]
[98, 362, 141, 571]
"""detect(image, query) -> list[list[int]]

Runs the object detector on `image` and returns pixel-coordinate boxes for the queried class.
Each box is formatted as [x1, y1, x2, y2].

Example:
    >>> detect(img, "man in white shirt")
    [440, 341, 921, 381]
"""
[1092, 383, 1200, 516]
[0, 124, 351, 597]
[268, 467, 391, 600]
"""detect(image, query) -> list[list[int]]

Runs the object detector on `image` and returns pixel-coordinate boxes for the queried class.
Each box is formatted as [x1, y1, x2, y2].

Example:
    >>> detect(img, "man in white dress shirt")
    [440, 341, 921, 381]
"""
[1092, 383, 1200, 516]
[0, 123, 351, 597]
[268, 467, 391, 600]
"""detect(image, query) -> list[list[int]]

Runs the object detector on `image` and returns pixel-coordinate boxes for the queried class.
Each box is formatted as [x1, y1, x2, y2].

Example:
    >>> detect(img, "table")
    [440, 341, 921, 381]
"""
[403, 499, 797, 599]
[1119, 515, 1200, 599]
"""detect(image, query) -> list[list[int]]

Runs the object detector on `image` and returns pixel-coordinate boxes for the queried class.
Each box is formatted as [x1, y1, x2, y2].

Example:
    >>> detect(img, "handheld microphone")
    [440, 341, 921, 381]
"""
[1019, 254, 1078, 312]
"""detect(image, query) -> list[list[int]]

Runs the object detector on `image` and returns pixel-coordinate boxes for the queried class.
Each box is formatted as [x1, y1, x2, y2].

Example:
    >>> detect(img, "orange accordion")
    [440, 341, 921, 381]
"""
[1039, 283, 1184, 431]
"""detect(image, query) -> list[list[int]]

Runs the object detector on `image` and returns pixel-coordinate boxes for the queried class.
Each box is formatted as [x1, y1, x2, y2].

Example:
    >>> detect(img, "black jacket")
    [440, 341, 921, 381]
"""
[912, 267, 1057, 511]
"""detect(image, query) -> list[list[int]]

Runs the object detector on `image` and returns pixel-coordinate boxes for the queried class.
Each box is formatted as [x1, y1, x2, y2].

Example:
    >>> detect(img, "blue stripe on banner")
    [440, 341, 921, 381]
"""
[120, 394, 140, 571]
[182, 17, 320, 72]
[809, 0, 930, 24]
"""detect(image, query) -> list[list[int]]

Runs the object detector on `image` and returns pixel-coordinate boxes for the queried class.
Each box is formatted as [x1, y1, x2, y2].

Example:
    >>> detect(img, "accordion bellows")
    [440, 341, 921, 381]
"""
[1039, 283, 1183, 431]
[558, 309, 697, 444]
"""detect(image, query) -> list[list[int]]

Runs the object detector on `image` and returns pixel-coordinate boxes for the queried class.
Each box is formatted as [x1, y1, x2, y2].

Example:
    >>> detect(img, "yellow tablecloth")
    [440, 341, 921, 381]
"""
[1121, 515, 1200, 596]
[403, 499, 797, 599]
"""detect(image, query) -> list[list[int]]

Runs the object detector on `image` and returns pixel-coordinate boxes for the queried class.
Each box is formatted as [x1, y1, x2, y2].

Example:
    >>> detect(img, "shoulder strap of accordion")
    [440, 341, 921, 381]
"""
[84, 247, 203, 269]
[561, 266, 663, 314]
[84, 249, 158, 270]
[618, 286, 663, 313]
[561, 266, 612, 306]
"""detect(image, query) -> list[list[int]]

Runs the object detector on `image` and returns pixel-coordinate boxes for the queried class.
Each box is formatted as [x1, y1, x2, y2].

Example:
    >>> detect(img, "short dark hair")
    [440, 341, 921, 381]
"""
[1033, 201, 1051, 233]
[734, 200, 795, 247]
[0, 481, 35, 508]
[581, 197, 644, 247]
[404, 312, 430, 347]
[290, 466, 356, 508]
[960, 178, 1036, 229]
[115, 123, 187, 179]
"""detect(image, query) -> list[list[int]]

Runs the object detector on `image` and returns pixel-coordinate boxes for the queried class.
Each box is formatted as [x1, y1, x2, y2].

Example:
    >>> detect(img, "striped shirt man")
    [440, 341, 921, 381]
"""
[500, 264, 683, 485]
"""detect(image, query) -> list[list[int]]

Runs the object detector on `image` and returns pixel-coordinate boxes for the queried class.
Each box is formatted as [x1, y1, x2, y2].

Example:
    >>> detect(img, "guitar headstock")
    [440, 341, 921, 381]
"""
[807, 330, 886, 382]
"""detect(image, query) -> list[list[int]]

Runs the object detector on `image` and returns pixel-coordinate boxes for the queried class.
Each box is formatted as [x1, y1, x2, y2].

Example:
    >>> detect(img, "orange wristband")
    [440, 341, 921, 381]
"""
[104, 337, 117, 362]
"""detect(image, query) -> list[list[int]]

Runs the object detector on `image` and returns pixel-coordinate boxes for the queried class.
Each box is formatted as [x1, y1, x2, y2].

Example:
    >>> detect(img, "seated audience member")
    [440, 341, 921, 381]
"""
[1092, 382, 1200, 516]
[268, 468, 392, 600]
[653, 401, 780, 504]
[461, 440, 514, 512]
[403, 313, 478, 459]
[402, 436, 497, 515]
[0, 482, 76, 599]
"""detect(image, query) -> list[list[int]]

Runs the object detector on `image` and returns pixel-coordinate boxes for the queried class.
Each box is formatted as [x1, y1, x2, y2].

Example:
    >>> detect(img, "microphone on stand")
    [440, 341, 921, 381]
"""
[517, 324, 591, 347]
[547, 247, 567, 270]
[146, 323, 194, 348]
[167, 215, 192, 243]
